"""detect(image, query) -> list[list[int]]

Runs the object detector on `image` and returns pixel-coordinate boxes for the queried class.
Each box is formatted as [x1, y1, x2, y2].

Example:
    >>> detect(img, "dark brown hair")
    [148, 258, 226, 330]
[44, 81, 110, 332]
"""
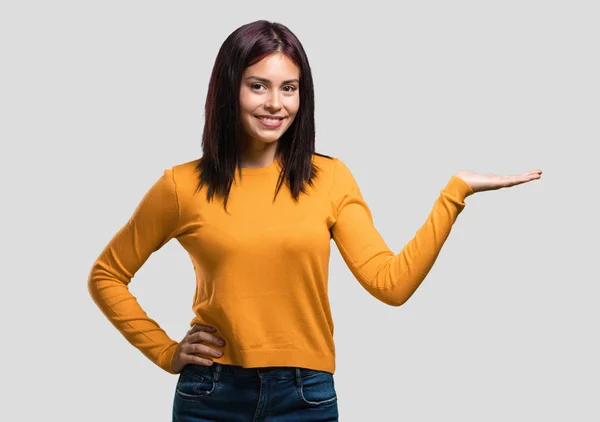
[195, 20, 332, 212]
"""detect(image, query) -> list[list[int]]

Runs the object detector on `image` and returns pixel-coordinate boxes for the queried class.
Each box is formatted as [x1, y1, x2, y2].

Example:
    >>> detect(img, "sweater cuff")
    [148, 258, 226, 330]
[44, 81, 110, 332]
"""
[157, 342, 179, 374]
[444, 175, 474, 201]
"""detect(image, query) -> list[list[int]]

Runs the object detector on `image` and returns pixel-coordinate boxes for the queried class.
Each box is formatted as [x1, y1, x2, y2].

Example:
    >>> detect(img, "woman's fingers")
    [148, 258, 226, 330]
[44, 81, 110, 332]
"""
[187, 323, 217, 335]
[188, 356, 217, 367]
[503, 170, 542, 187]
[178, 352, 216, 367]
[190, 330, 226, 347]
[185, 341, 224, 358]
[179, 328, 226, 364]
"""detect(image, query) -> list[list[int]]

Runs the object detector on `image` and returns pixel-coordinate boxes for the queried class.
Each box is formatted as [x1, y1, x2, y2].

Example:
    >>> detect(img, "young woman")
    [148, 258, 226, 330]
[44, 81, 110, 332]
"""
[88, 20, 542, 421]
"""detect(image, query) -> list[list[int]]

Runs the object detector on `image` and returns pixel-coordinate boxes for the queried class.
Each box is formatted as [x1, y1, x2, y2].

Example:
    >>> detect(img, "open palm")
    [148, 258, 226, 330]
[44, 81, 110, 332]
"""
[454, 169, 542, 193]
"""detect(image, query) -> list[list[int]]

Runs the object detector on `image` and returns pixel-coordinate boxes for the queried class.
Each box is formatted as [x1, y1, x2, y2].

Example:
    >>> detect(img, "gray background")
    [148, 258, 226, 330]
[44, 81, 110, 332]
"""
[1, 1, 598, 421]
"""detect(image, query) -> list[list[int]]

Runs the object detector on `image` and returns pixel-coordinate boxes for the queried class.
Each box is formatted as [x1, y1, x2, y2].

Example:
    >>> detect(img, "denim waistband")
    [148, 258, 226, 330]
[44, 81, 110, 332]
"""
[184, 362, 326, 384]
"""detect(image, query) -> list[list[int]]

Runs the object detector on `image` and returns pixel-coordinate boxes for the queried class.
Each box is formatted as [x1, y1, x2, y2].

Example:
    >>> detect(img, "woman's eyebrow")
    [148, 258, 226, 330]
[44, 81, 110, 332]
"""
[245, 76, 299, 84]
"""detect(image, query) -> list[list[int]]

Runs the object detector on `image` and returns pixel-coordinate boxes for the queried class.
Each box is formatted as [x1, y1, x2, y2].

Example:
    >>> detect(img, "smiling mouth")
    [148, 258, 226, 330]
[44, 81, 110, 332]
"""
[255, 116, 285, 121]
[255, 116, 285, 128]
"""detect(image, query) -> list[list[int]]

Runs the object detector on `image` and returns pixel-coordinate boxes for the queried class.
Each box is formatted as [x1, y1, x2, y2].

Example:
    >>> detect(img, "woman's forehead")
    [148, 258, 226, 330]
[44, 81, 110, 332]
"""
[244, 53, 300, 80]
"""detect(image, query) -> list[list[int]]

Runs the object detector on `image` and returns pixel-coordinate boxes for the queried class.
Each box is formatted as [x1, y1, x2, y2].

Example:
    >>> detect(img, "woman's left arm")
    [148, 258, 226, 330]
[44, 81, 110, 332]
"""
[330, 158, 541, 307]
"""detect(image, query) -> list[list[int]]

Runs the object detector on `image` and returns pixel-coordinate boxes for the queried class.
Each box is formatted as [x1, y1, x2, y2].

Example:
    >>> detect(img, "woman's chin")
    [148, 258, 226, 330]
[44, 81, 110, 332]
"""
[253, 134, 281, 144]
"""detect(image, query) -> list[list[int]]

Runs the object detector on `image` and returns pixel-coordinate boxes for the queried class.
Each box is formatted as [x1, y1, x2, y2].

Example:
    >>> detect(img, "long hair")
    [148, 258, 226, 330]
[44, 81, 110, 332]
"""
[195, 20, 332, 212]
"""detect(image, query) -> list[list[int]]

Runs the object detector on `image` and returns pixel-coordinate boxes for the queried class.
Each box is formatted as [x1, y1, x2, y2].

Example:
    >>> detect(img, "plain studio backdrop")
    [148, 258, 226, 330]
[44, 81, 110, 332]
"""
[1, 1, 597, 421]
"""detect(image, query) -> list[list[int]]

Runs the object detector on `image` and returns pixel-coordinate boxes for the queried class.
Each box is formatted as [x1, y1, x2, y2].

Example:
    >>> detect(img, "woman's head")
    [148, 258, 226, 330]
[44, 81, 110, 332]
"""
[197, 20, 328, 211]
[239, 52, 300, 151]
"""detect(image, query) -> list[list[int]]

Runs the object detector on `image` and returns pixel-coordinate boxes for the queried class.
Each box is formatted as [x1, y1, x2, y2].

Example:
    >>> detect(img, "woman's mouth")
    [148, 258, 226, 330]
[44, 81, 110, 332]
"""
[255, 116, 284, 128]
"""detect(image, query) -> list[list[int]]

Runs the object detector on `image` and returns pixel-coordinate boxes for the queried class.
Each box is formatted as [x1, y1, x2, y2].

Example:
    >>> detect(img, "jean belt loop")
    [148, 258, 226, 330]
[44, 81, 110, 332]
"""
[295, 368, 302, 388]
[213, 362, 221, 382]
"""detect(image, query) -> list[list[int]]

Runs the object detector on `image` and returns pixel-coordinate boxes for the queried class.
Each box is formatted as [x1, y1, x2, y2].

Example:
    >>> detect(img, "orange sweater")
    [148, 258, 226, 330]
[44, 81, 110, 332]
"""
[88, 154, 473, 374]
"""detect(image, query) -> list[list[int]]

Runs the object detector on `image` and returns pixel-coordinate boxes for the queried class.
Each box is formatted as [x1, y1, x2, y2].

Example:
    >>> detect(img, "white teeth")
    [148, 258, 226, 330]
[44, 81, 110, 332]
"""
[259, 117, 281, 123]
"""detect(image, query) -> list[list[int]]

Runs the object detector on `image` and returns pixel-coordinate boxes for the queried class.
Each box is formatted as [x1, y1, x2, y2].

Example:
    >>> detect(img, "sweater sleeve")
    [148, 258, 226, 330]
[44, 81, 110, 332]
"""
[87, 168, 181, 374]
[330, 158, 474, 306]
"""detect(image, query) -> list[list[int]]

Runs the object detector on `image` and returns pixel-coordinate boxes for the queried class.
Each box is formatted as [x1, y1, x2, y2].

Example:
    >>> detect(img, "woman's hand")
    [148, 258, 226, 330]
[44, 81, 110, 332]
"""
[171, 324, 227, 373]
[454, 169, 542, 194]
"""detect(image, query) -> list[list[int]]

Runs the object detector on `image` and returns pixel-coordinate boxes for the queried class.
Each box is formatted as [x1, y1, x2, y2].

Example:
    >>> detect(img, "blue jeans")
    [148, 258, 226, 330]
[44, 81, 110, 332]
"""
[172, 362, 339, 421]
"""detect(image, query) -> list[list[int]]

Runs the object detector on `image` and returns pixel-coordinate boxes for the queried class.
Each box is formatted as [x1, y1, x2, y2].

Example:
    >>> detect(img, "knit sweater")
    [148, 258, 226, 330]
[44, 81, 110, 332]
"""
[87, 154, 474, 374]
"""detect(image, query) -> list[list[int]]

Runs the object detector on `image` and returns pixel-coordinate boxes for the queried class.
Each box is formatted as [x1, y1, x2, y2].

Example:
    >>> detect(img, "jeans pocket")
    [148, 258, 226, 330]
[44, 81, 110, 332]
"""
[297, 370, 337, 406]
[175, 364, 217, 400]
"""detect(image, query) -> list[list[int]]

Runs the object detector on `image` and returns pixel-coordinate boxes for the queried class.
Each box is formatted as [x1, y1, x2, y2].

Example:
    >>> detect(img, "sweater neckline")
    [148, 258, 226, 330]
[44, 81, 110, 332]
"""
[239, 157, 281, 176]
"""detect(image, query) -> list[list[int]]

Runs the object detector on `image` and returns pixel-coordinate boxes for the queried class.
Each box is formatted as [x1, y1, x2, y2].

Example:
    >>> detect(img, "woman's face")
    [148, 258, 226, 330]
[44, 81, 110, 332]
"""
[239, 52, 300, 148]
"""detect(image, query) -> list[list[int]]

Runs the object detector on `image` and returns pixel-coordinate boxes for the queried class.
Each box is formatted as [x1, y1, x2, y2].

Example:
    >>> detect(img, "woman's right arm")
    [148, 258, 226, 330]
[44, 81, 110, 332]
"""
[87, 168, 182, 374]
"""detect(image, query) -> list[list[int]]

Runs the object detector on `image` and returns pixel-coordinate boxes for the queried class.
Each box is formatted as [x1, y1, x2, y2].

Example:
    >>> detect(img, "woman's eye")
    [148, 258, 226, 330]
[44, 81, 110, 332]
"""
[250, 84, 297, 92]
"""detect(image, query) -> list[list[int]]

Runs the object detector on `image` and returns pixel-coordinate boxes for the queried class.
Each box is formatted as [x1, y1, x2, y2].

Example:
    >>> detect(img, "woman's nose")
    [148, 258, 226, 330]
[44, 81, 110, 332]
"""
[265, 92, 282, 110]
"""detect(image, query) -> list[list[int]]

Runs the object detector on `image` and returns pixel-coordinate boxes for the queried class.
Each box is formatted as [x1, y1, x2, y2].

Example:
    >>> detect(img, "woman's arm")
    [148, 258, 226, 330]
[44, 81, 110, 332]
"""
[87, 168, 182, 373]
[330, 158, 473, 306]
[330, 158, 541, 307]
